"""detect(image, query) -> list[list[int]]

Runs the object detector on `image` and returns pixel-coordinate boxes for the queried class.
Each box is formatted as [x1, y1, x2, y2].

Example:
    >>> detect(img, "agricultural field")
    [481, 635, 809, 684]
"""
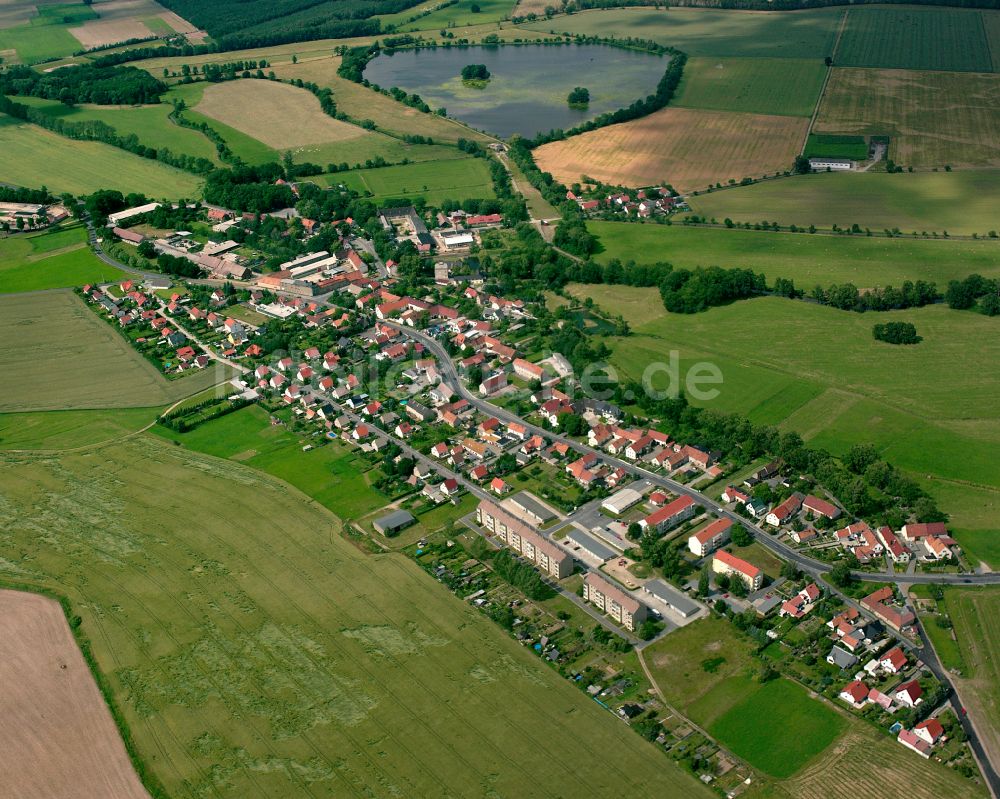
[0, 292, 220, 412]
[686, 171, 1000, 236]
[835, 7, 995, 72]
[66, 0, 202, 50]
[803, 133, 870, 160]
[518, 7, 845, 59]
[313, 157, 494, 204]
[533, 106, 808, 192]
[587, 221, 1000, 287]
[0, 435, 709, 798]
[271, 55, 493, 143]
[938, 587, 1000, 768]
[674, 57, 827, 117]
[192, 79, 463, 167]
[0, 115, 203, 197]
[0, 407, 162, 451]
[12, 94, 222, 165]
[565, 288, 1000, 563]
[0, 223, 127, 294]
[0, 590, 148, 799]
[814, 68, 1000, 168]
[0, 2, 95, 63]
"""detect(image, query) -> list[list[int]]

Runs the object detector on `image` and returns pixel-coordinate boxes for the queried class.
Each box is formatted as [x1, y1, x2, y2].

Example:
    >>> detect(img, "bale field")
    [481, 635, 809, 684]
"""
[0, 436, 710, 799]
[0, 291, 220, 412]
[814, 67, 1000, 168]
[0, 589, 150, 799]
[533, 106, 807, 192]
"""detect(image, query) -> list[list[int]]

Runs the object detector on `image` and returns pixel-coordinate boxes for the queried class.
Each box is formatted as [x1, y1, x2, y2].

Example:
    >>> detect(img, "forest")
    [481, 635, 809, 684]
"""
[0, 65, 166, 105]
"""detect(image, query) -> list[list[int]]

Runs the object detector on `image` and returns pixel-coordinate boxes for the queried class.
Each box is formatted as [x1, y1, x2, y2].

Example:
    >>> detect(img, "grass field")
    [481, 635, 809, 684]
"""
[313, 157, 494, 204]
[836, 7, 994, 72]
[0, 407, 161, 450]
[588, 222, 1000, 287]
[0, 115, 203, 198]
[674, 57, 826, 117]
[686, 171, 1000, 236]
[13, 94, 222, 165]
[814, 67, 1000, 168]
[534, 106, 807, 192]
[0, 3, 95, 63]
[803, 133, 869, 160]
[939, 587, 1000, 769]
[0, 223, 128, 294]
[193, 79, 465, 168]
[519, 7, 845, 59]
[379, 0, 516, 31]
[0, 590, 148, 799]
[0, 435, 710, 798]
[710, 679, 845, 778]
[0, 292, 221, 412]
[564, 287, 1000, 562]
[271, 55, 493, 143]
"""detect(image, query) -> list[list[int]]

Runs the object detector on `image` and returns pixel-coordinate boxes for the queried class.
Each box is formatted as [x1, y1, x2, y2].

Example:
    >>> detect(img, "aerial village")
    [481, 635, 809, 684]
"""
[75, 194, 979, 787]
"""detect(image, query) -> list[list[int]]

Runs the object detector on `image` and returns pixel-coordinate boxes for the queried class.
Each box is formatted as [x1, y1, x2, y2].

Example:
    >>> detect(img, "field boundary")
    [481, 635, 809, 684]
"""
[802, 7, 849, 154]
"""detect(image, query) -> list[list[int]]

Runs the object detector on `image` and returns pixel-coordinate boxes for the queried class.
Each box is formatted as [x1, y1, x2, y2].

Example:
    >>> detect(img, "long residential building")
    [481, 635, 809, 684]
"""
[712, 550, 763, 590]
[688, 517, 733, 557]
[583, 572, 647, 631]
[639, 495, 697, 534]
[476, 500, 572, 579]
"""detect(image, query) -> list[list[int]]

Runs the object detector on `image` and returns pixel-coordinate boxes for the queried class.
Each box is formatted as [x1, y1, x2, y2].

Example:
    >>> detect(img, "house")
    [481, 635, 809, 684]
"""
[512, 358, 547, 383]
[790, 528, 818, 544]
[913, 718, 944, 746]
[827, 646, 859, 670]
[897, 728, 931, 759]
[923, 536, 953, 561]
[687, 518, 733, 557]
[682, 445, 713, 470]
[899, 522, 948, 543]
[712, 550, 762, 590]
[803, 494, 841, 520]
[722, 485, 750, 505]
[479, 372, 508, 396]
[490, 477, 509, 495]
[895, 680, 923, 707]
[879, 646, 907, 674]
[861, 586, 915, 631]
[582, 572, 647, 632]
[441, 478, 460, 496]
[394, 422, 412, 439]
[639, 495, 697, 535]
[839, 680, 869, 709]
[765, 494, 802, 527]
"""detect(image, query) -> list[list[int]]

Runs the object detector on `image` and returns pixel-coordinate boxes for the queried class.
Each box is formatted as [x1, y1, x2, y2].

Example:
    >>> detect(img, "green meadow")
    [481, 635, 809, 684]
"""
[588, 220, 1000, 287]
[674, 57, 827, 117]
[0, 224, 126, 294]
[685, 171, 1000, 237]
[313, 156, 494, 204]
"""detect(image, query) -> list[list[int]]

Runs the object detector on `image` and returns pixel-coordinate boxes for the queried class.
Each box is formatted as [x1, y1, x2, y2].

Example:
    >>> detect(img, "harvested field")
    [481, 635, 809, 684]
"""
[814, 67, 1000, 168]
[0, 589, 149, 799]
[836, 6, 994, 72]
[0, 436, 710, 799]
[0, 291, 220, 412]
[271, 55, 492, 143]
[196, 80, 369, 150]
[534, 106, 807, 192]
[674, 57, 826, 117]
[68, 0, 202, 48]
[70, 17, 156, 49]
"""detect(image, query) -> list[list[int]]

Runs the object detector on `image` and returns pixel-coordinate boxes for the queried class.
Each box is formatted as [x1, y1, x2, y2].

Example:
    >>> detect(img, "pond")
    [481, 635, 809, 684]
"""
[363, 43, 669, 139]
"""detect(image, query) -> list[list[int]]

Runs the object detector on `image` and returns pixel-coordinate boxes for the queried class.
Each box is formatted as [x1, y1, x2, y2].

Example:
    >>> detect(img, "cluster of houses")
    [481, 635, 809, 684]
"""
[565, 187, 686, 219]
[1, 200, 68, 230]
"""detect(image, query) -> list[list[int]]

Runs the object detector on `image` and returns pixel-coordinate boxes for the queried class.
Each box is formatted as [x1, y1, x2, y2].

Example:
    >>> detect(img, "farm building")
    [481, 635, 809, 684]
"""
[373, 509, 416, 536]
[809, 158, 853, 172]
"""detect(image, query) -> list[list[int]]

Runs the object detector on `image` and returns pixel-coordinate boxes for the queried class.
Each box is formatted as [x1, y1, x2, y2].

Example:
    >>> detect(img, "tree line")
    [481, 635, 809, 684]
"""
[0, 64, 166, 105]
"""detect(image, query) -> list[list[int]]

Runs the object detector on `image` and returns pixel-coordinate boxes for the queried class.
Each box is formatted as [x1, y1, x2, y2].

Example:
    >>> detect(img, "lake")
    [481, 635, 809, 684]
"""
[363, 44, 668, 139]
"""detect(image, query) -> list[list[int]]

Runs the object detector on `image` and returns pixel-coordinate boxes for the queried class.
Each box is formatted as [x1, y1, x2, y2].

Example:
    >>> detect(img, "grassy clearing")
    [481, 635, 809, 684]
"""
[313, 157, 494, 204]
[534, 106, 806, 192]
[271, 55, 492, 143]
[13, 94, 221, 165]
[0, 115, 203, 198]
[686, 171, 1000, 237]
[0, 292, 220, 412]
[0, 224, 128, 294]
[814, 67, 1000, 169]
[674, 57, 826, 117]
[519, 7, 844, 59]
[836, 7, 994, 72]
[0, 435, 709, 798]
[710, 679, 845, 778]
[588, 221, 1000, 286]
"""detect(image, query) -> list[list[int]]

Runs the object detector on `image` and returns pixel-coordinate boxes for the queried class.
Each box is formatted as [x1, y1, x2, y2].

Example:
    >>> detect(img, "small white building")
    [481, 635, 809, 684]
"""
[809, 158, 853, 172]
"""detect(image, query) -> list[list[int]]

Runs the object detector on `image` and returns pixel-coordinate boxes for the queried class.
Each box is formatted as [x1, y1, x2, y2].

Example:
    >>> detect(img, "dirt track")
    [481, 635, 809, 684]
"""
[0, 590, 149, 799]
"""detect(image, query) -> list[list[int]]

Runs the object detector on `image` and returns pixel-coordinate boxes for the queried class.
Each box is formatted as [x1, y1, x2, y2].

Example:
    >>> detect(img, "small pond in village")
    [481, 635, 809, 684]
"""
[363, 43, 669, 139]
